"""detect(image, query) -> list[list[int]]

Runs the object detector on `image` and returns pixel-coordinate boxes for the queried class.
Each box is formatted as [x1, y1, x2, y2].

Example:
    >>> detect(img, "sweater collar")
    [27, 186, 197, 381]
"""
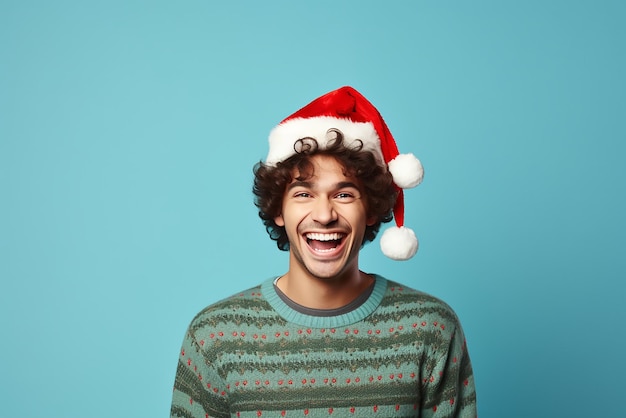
[261, 275, 388, 328]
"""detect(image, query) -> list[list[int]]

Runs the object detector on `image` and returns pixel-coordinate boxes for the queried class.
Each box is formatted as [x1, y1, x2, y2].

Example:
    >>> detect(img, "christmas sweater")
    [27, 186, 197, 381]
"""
[170, 275, 477, 418]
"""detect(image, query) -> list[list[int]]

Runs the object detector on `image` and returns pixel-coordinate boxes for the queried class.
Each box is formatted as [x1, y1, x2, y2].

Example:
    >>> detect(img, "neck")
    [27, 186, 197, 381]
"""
[277, 259, 373, 310]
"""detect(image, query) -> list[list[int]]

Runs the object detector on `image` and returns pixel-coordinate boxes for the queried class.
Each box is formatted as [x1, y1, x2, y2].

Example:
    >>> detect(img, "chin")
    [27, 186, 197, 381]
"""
[302, 257, 357, 281]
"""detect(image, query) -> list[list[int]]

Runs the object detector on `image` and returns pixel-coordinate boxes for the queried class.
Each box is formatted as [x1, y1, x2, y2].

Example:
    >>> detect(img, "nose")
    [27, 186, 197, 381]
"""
[311, 196, 337, 225]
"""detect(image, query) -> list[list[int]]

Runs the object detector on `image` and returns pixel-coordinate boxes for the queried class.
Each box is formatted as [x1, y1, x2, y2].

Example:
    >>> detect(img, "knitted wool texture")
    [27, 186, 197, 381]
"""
[170, 276, 477, 418]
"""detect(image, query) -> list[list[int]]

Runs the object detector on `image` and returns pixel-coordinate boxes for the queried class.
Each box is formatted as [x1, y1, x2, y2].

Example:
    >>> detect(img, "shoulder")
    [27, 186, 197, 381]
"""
[185, 281, 278, 336]
[376, 276, 464, 330]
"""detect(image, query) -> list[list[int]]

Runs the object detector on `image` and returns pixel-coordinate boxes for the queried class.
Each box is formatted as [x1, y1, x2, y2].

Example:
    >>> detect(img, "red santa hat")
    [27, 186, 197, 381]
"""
[266, 86, 424, 260]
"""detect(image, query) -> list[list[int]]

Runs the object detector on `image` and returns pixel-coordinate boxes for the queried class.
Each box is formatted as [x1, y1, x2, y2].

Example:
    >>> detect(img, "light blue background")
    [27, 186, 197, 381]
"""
[1, 1, 625, 417]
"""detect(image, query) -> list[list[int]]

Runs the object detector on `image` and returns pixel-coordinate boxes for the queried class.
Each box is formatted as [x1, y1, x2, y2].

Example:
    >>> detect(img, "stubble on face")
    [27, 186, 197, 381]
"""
[275, 155, 375, 285]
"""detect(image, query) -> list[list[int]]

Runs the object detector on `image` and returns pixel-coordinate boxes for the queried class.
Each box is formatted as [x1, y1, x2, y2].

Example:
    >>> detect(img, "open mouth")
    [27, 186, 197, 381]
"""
[305, 232, 345, 253]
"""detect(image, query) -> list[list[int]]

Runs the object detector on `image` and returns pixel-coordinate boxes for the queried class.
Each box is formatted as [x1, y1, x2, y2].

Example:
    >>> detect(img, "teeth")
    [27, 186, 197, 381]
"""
[305, 233, 343, 241]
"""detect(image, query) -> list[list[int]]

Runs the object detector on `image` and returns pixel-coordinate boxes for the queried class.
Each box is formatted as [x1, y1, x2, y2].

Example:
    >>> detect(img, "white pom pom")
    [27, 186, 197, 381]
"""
[388, 153, 424, 189]
[380, 226, 419, 260]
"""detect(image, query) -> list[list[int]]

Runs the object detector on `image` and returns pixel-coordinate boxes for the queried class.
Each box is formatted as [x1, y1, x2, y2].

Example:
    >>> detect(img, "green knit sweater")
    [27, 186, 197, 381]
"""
[170, 276, 477, 418]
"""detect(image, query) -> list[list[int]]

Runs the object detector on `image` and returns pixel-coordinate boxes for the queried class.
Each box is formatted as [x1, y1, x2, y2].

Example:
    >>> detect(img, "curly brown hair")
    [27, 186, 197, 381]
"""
[253, 129, 397, 251]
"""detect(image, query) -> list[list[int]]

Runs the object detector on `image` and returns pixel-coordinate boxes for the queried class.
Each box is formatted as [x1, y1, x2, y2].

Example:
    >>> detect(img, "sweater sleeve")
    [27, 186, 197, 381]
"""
[170, 327, 230, 418]
[420, 322, 477, 418]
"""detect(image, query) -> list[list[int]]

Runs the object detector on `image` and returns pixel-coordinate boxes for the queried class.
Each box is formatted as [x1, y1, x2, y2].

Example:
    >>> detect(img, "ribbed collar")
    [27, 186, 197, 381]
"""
[261, 275, 388, 328]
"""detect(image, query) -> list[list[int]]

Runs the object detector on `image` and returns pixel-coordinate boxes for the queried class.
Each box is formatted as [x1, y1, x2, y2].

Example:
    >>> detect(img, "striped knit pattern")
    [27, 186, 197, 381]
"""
[171, 276, 477, 418]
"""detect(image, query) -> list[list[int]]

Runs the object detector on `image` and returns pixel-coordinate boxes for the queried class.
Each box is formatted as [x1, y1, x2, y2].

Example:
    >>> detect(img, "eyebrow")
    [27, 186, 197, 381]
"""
[287, 181, 361, 192]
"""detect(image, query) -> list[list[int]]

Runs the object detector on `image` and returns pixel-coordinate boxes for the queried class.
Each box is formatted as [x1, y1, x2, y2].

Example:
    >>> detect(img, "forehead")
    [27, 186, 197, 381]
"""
[292, 154, 357, 183]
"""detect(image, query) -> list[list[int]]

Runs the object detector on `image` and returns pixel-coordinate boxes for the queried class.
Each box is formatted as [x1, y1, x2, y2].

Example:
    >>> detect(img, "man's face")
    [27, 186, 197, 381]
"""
[274, 154, 375, 281]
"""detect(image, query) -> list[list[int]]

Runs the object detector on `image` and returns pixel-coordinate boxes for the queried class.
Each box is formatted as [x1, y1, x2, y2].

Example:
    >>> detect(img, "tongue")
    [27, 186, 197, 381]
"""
[310, 239, 339, 251]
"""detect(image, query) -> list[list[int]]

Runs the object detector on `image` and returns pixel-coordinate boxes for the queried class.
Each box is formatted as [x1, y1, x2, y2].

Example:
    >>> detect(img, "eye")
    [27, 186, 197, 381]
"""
[293, 191, 312, 199]
[334, 191, 357, 202]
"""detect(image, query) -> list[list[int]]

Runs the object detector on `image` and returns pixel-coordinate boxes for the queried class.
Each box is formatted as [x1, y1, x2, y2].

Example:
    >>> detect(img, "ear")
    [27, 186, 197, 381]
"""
[366, 215, 377, 227]
[274, 214, 285, 227]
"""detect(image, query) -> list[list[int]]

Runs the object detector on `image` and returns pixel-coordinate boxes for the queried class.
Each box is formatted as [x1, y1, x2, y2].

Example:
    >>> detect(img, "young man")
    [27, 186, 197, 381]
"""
[170, 87, 477, 418]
